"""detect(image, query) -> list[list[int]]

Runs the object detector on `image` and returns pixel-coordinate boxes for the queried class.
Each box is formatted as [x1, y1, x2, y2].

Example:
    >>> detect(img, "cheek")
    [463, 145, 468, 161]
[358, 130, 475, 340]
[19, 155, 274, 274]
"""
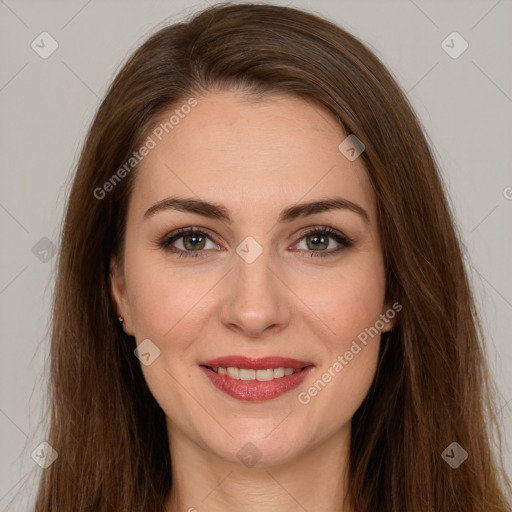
[124, 249, 214, 339]
[295, 259, 386, 346]
[292, 258, 385, 416]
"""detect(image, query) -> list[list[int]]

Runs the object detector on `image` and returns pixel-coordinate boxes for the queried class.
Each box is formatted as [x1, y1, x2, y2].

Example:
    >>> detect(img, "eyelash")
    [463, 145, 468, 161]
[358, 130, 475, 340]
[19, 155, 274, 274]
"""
[158, 226, 353, 259]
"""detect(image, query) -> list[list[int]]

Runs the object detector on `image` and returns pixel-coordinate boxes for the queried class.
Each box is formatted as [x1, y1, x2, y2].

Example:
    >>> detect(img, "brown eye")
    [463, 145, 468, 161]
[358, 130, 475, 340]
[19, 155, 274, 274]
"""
[159, 228, 221, 258]
[305, 233, 330, 251]
[181, 233, 207, 251]
[293, 227, 353, 258]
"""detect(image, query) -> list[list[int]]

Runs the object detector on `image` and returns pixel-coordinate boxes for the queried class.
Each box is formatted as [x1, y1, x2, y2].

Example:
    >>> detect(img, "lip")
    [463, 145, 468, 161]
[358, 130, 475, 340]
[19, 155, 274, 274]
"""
[198, 355, 315, 402]
[198, 355, 314, 370]
[200, 365, 314, 401]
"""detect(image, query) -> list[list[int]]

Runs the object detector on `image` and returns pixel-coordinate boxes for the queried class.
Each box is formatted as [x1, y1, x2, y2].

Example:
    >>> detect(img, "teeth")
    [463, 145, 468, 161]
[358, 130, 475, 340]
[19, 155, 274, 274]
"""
[226, 367, 240, 379]
[239, 368, 256, 380]
[212, 366, 302, 380]
[273, 367, 285, 379]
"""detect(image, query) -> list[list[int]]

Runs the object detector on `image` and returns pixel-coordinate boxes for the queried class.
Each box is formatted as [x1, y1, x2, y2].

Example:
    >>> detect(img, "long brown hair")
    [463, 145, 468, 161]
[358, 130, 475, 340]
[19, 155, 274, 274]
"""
[32, 3, 511, 511]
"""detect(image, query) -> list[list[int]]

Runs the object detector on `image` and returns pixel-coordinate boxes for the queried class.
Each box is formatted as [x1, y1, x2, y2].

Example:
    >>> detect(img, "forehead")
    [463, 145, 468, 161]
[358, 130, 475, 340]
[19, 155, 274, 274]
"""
[128, 89, 375, 223]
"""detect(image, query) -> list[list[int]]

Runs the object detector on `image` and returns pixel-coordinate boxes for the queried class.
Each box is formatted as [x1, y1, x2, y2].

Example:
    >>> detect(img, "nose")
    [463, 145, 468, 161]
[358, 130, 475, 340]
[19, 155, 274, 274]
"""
[219, 246, 292, 339]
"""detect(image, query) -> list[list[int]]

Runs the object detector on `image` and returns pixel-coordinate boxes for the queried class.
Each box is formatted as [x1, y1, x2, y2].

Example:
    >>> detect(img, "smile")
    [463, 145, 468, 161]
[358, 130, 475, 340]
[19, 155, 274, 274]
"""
[209, 366, 302, 380]
[199, 363, 314, 401]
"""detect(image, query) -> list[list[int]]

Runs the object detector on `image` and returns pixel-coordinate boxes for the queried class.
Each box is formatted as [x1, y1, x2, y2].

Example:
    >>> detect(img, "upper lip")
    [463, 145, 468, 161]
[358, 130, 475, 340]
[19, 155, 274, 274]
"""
[199, 355, 315, 370]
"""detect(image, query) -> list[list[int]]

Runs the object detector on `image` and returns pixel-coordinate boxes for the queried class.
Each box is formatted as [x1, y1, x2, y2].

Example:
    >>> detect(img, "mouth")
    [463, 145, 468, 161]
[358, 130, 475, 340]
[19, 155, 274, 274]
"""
[198, 357, 315, 401]
[202, 365, 310, 380]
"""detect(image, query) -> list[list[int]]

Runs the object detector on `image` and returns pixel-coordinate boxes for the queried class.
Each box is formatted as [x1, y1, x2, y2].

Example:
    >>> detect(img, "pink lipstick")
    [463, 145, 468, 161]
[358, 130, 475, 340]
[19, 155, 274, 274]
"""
[198, 355, 315, 402]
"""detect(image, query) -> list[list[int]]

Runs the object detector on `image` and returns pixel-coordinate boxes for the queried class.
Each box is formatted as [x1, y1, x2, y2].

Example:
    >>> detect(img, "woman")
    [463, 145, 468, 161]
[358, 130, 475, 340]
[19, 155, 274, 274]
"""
[33, 3, 511, 511]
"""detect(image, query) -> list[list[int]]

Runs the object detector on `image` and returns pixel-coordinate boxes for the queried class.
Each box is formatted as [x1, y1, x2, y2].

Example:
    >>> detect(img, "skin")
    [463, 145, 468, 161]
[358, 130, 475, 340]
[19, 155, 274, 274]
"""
[110, 89, 395, 512]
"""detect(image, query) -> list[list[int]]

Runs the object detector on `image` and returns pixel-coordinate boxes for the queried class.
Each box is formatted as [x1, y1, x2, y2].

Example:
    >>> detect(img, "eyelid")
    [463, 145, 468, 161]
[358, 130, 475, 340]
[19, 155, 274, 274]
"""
[159, 227, 222, 252]
[159, 225, 353, 258]
[290, 225, 353, 258]
[294, 225, 352, 243]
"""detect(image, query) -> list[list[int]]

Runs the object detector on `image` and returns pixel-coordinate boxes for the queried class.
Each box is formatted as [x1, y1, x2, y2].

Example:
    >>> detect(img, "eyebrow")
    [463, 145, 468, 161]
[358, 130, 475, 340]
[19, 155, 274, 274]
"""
[143, 196, 370, 224]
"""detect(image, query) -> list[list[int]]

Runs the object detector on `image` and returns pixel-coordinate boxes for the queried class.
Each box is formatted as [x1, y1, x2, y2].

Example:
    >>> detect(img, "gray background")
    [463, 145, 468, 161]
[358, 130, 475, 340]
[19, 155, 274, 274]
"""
[0, 0, 511, 509]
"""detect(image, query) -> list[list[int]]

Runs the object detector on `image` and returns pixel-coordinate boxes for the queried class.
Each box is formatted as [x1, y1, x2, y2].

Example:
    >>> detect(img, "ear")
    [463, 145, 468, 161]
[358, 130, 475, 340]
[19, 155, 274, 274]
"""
[380, 298, 400, 333]
[109, 255, 134, 336]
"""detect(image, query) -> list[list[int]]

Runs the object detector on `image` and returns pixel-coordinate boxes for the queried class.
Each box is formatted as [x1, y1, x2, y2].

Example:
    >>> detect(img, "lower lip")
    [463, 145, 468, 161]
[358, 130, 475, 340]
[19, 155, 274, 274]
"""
[200, 366, 314, 402]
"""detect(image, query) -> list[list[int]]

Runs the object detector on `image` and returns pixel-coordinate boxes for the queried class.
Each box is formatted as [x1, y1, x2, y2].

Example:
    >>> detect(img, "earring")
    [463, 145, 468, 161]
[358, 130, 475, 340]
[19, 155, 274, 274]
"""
[117, 316, 125, 330]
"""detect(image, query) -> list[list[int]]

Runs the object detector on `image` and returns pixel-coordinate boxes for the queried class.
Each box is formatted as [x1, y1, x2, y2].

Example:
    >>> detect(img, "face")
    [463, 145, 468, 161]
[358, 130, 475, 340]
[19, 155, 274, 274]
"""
[110, 88, 394, 467]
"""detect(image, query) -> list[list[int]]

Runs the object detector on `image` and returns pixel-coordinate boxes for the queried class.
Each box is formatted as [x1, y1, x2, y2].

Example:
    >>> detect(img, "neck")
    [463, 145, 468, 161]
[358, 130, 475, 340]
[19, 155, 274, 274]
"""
[164, 422, 353, 512]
